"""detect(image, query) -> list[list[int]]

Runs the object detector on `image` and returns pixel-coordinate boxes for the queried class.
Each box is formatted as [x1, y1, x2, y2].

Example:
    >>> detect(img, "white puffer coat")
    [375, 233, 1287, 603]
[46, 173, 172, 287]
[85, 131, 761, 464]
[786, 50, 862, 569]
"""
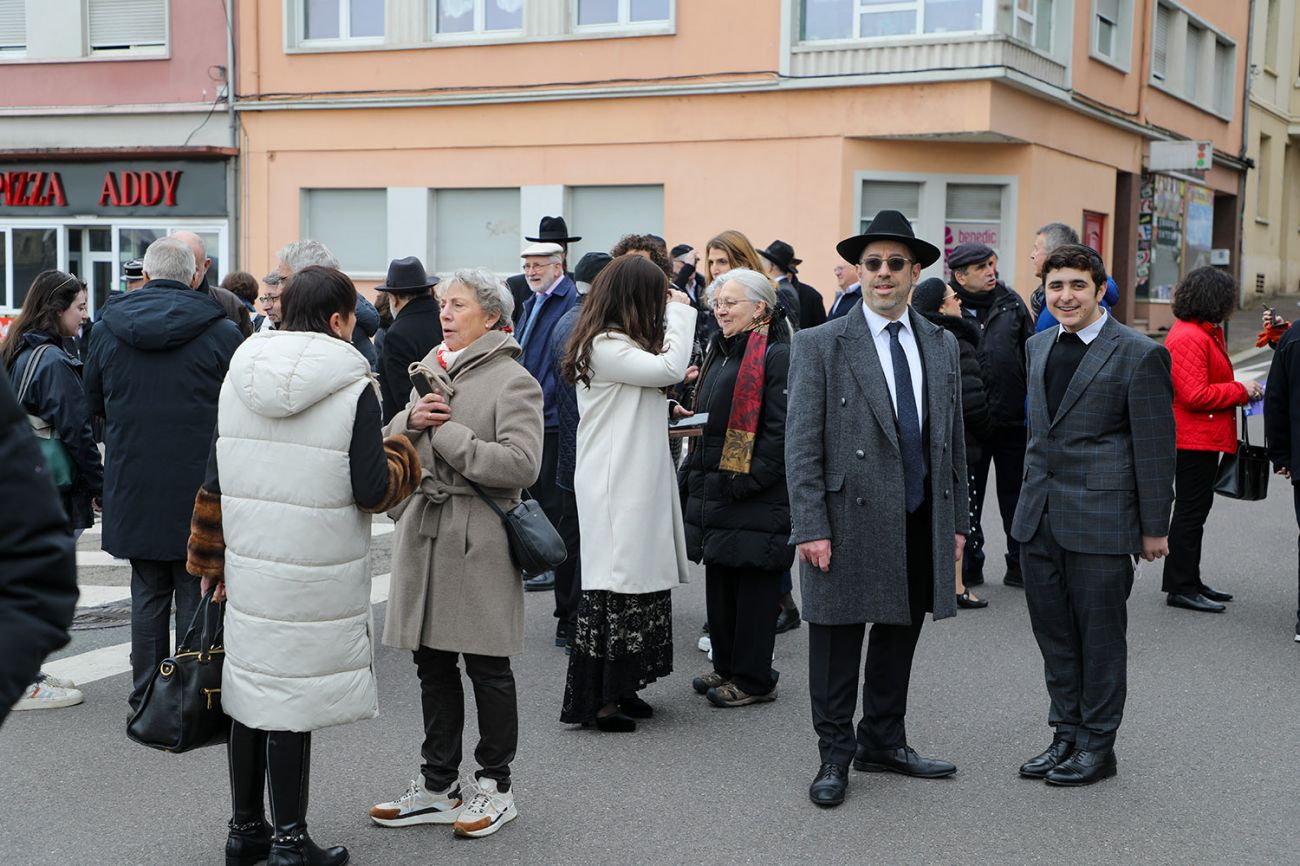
[216, 330, 379, 733]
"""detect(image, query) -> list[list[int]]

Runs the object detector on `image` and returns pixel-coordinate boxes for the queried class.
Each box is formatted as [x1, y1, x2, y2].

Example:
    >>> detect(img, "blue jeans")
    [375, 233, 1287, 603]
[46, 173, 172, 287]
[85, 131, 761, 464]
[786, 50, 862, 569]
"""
[128, 559, 200, 710]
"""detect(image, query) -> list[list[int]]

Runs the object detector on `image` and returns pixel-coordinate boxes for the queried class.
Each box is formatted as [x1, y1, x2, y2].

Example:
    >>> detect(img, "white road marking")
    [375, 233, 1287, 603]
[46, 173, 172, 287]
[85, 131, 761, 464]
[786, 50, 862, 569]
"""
[76, 586, 132, 608]
[75, 522, 393, 569]
[46, 574, 392, 687]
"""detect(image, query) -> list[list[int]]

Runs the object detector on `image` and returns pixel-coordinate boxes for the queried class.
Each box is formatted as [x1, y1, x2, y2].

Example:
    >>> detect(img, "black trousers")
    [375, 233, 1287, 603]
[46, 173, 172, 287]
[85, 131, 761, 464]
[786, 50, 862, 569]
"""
[965, 425, 1027, 581]
[414, 647, 517, 791]
[705, 565, 781, 695]
[553, 487, 582, 627]
[808, 502, 934, 767]
[1293, 484, 1300, 627]
[128, 558, 200, 710]
[1161, 449, 1221, 595]
[1021, 510, 1134, 752]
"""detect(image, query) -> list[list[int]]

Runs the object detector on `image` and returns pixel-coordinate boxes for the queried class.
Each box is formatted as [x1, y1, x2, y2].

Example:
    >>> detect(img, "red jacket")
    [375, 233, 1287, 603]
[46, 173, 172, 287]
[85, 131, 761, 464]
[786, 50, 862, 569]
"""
[1167, 319, 1247, 453]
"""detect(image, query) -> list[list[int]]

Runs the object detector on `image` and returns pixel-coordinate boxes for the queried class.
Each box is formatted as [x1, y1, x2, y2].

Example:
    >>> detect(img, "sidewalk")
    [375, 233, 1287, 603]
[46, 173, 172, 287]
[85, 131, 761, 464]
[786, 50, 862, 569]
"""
[1224, 292, 1300, 357]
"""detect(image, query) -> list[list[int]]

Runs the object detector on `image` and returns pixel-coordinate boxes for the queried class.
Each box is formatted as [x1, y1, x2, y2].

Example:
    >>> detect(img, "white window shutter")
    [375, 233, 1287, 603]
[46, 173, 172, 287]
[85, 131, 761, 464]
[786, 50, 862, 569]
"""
[88, 0, 168, 49]
[0, 0, 26, 47]
[861, 181, 922, 221]
[945, 184, 1002, 221]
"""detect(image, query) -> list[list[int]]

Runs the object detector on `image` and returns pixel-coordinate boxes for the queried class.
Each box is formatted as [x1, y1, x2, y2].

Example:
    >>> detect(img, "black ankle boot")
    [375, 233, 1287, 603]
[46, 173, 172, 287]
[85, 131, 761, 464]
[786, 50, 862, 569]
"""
[227, 722, 271, 866]
[265, 731, 348, 866]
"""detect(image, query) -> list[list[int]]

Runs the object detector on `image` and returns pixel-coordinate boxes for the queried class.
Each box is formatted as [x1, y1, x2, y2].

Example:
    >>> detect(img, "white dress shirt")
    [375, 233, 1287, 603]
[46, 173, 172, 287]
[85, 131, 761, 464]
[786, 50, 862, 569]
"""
[1057, 309, 1108, 345]
[862, 304, 923, 429]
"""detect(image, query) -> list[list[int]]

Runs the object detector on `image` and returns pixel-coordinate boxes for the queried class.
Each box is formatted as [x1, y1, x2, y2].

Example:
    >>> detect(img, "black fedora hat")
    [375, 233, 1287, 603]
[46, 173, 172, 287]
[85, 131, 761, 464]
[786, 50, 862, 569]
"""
[836, 210, 941, 268]
[377, 256, 438, 294]
[759, 239, 802, 275]
[525, 216, 582, 244]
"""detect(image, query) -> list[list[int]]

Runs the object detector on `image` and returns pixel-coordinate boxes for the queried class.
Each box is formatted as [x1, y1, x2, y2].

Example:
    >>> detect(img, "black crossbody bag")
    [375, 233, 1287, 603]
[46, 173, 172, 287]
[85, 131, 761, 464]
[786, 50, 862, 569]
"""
[458, 475, 568, 578]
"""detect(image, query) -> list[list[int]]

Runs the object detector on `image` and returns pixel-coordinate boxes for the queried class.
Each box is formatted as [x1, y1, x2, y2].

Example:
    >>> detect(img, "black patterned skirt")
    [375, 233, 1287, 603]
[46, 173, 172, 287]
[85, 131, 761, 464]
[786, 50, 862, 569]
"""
[560, 589, 673, 724]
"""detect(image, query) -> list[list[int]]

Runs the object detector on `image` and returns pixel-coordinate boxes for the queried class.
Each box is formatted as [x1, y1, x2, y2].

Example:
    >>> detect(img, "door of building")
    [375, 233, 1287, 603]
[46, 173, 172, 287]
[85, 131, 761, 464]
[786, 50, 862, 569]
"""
[1082, 211, 1106, 259]
[65, 225, 116, 315]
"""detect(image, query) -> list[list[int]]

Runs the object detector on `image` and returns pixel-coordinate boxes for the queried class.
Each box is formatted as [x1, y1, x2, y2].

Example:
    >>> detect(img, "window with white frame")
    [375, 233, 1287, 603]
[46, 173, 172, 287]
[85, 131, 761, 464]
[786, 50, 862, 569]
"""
[1149, 3, 1236, 118]
[1184, 21, 1204, 102]
[1264, 0, 1280, 70]
[0, 0, 24, 53]
[576, 0, 670, 27]
[87, 0, 167, 53]
[801, 0, 985, 41]
[567, 185, 664, 263]
[1011, 0, 1052, 52]
[1213, 37, 1234, 116]
[1092, 0, 1133, 68]
[302, 0, 384, 41]
[1257, 133, 1273, 219]
[1152, 2, 1171, 80]
[432, 188, 521, 273]
[434, 0, 523, 34]
[301, 189, 388, 275]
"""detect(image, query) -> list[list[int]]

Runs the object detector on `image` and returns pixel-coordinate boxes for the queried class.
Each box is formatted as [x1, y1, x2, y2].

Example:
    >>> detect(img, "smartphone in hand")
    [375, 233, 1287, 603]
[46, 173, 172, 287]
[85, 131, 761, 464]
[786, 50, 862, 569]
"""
[411, 371, 436, 398]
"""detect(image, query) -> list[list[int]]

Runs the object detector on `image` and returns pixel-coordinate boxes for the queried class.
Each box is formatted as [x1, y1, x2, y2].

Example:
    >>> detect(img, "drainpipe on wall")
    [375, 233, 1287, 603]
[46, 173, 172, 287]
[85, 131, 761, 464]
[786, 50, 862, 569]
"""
[1235, 0, 1258, 310]
[224, 0, 240, 271]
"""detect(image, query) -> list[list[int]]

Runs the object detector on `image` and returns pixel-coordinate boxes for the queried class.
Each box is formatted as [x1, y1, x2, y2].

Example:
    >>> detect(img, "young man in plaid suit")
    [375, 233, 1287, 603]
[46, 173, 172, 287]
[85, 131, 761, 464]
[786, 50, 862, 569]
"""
[1011, 244, 1176, 787]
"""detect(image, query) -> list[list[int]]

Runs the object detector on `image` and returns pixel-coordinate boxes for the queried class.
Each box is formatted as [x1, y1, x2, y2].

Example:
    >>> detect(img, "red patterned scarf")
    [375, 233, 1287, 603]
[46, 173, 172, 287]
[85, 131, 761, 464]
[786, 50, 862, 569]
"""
[719, 322, 770, 474]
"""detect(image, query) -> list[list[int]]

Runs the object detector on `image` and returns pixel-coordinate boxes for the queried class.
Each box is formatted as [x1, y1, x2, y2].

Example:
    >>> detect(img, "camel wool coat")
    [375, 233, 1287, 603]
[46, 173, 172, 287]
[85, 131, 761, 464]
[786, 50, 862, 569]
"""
[383, 331, 544, 657]
[575, 302, 697, 595]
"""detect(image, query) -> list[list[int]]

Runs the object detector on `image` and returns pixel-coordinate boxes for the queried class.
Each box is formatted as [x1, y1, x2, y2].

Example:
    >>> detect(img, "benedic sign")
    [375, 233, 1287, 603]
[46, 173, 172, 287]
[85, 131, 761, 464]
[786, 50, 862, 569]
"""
[0, 161, 226, 217]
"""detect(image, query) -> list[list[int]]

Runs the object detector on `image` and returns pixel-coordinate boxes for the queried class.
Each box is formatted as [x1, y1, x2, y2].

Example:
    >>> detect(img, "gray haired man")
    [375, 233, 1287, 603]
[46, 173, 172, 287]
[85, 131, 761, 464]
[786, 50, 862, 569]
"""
[265, 239, 380, 367]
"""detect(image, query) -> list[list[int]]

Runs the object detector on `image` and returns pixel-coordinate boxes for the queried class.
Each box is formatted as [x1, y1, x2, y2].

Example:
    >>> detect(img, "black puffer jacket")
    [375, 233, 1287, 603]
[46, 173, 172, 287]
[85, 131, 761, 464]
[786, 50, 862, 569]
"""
[954, 280, 1032, 427]
[682, 326, 794, 572]
[919, 312, 993, 463]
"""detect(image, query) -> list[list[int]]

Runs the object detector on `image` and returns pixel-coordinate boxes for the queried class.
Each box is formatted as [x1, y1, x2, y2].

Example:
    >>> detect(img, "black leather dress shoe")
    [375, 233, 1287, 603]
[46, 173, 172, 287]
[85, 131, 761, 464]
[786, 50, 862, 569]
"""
[1167, 592, 1225, 613]
[1044, 749, 1117, 786]
[808, 763, 848, 807]
[853, 745, 956, 778]
[1199, 585, 1233, 602]
[524, 571, 555, 592]
[956, 590, 988, 609]
[775, 605, 802, 634]
[1018, 736, 1074, 779]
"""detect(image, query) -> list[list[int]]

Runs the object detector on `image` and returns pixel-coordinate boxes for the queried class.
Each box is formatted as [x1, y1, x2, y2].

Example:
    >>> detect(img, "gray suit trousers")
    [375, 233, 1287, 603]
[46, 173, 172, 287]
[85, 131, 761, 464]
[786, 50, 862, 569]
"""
[1021, 511, 1134, 752]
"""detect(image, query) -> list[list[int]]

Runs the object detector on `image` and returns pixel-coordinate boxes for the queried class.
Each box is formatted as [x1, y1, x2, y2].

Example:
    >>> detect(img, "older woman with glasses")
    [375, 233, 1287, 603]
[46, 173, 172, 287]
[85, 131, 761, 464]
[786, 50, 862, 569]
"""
[371, 267, 543, 839]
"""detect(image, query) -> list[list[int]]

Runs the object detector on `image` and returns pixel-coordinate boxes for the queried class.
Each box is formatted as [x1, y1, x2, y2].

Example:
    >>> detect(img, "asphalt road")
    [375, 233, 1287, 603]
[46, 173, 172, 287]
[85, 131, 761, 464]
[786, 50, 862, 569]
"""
[2, 412, 1296, 866]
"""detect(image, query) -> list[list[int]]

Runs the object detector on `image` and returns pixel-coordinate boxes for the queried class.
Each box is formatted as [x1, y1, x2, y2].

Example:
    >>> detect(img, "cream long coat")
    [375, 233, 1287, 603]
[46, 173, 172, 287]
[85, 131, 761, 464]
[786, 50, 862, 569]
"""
[575, 302, 697, 595]
[382, 332, 543, 657]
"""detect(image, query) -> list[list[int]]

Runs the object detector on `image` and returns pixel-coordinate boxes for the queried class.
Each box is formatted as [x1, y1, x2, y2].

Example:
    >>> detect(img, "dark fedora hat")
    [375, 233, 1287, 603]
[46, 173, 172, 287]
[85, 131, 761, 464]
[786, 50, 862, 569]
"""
[836, 210, 941, 268]
[759, 240, 802, 275]
[525, 216, 582, 244]
[377, 256, 439, 294]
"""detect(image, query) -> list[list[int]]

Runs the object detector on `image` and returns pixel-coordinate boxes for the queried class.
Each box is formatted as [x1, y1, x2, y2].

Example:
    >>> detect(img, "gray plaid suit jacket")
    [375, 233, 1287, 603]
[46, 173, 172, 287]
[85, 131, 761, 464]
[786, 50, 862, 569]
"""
[1011, 314, 1175, 555]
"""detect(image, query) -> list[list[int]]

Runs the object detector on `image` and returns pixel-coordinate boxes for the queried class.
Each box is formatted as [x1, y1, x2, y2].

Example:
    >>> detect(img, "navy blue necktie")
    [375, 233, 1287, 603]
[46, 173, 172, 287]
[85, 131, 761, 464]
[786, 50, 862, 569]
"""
[886, 321, 925, 513]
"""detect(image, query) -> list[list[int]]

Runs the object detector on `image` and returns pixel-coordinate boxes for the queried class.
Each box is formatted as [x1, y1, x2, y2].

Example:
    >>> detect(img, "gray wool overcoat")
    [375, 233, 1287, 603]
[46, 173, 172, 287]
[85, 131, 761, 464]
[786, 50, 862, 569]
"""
[785, 304, 970, 626]
[382, 331, 543, 657]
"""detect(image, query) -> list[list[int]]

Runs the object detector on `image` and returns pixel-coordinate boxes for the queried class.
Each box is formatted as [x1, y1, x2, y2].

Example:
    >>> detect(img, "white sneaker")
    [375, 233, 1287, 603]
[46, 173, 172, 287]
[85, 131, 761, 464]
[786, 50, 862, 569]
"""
[697, 635, 712, 653]
[370, 778, 464, 827]
[452, 777, 517, 838]
[37, 671, 77, 689]
[12, 680, 84, 711]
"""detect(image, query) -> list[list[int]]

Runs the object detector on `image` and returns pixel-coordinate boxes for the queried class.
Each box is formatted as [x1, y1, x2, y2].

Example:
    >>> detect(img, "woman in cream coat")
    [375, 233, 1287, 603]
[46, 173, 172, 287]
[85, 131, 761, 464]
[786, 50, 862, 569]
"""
[559, 254, 698, 732]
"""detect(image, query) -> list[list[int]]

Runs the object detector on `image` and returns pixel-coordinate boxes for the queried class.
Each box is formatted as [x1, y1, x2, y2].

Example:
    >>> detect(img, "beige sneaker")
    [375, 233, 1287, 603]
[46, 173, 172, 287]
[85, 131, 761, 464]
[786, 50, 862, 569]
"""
[691, 671, 728, 695]
[705, 681, 777, 708]
[13, 680, 84, 711]
[370, 778, 464, 827]
[452, 777, 517, 838]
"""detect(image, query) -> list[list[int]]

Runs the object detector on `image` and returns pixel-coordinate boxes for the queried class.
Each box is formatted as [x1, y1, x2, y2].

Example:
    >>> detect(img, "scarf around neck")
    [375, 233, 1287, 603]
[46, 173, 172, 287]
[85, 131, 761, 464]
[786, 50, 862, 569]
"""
[718, 319, 772, 475]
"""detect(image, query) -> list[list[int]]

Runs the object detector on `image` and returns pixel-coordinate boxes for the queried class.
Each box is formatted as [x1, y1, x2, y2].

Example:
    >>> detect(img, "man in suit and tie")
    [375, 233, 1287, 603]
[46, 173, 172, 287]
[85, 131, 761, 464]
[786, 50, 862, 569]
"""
[786, 210, 969, 807]
[1013, 244, 1175, 787]
[517, 241, 578, 594]
[507, 216, 580, 326]
[826, 261, 861, 320]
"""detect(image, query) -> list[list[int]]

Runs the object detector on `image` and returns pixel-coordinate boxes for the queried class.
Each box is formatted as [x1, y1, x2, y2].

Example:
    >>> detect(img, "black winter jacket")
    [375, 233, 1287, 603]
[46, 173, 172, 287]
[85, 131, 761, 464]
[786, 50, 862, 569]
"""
[954, 280, 1033, 428]
[84, 279, 242, 560]
[8, 331, 104, 530]
[0, 365, 77, 725]
[379, 293, 443, 423]
[682, 327, 795, 572]
[919, 312, 993, 462]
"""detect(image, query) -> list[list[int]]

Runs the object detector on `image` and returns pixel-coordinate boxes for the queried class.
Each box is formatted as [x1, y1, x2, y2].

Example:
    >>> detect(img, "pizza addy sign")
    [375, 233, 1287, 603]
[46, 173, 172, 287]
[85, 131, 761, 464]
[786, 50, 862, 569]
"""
[0, 162, 226, 217]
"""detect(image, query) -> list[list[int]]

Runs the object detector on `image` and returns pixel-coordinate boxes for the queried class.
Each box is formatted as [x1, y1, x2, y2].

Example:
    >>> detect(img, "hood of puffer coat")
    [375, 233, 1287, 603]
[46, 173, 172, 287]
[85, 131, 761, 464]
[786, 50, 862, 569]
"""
[227, 330, 373, 419]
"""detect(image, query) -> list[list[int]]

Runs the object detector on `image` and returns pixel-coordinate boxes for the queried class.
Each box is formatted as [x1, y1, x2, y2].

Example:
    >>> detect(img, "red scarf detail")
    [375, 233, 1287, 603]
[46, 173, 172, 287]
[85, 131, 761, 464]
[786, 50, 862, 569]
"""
[719, 324, 770, 474]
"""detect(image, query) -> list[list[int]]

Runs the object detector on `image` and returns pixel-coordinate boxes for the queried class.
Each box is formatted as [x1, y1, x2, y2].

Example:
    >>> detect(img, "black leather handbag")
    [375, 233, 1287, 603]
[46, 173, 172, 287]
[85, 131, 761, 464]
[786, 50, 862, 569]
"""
[463, 477, 568, 578]
[1213, 408, 1270, 502]
[126, 587, 228, 753]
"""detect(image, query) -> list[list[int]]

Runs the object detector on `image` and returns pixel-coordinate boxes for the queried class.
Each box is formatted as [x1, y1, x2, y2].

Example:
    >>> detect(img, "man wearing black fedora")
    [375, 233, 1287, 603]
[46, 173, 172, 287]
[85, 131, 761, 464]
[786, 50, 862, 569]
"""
[376, 256, 442, 423]
[761, 239, 826, 330]
[785, 209, 969, 807]
[506, 216, 581, 326]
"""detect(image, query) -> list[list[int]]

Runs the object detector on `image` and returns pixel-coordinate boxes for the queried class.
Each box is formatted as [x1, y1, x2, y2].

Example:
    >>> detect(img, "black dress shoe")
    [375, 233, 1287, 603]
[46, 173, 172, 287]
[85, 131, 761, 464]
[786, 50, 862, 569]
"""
[1167, 592, 1225, 613]
[1003, 571, 1024, 588]
[1018, 736, 1074, 779]
[775, 605, 802, 634]
[618, 694, 653, 719]
[853, 745, 956, 778]
[1199, 585, 1233, 602]
[808, 763, 848, 807]
[554, 620, 570, 647]
[523, 571, 555, 592]
[1044, 749, 1117, 786]
[584, 711, 636, 733]
[956, 590, 988, 609]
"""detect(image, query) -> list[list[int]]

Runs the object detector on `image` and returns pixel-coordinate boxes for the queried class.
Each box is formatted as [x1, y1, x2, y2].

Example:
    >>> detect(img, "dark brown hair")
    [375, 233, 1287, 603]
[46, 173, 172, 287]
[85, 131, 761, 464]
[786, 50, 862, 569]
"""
[220, 271, 259, 305]
[1, 270, 86, 367]
[1172, 266, 1236, 324]
[1042, 244, 1107, 293]
[279, 266, 357, 337]
[562, 255, 668, 387]
[611, 233, 672, 278]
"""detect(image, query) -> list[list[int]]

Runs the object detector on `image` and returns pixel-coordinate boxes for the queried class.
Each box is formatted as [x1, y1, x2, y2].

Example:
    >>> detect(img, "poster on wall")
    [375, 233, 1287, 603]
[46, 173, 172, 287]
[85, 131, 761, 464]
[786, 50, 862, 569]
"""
[1185, 185, 1214, 272]
[943, 223, 1000, 280]
[1135, 175, 1155, 299]
[1149, 174, 1187, 302]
